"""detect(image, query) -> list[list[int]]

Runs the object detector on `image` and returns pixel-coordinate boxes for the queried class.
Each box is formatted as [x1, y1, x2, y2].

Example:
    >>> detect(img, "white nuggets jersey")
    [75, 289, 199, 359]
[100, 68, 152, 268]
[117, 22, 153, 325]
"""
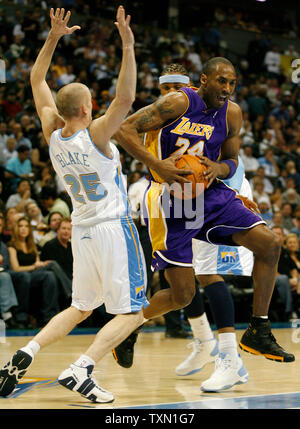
[49, 128, 130, 226]
[193, 155, 254, 276]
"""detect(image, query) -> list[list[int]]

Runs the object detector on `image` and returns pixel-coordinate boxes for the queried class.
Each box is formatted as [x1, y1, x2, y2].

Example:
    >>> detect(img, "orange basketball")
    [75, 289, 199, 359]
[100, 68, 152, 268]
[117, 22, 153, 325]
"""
[173, 154, 208, 199]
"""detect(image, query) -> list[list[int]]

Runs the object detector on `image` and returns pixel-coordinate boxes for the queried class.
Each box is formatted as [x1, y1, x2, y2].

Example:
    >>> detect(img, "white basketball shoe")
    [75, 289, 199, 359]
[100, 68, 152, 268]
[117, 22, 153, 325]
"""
[58, 364, 114, 403]
[200, 352, 248, 392]
[175, 337, 218, 376]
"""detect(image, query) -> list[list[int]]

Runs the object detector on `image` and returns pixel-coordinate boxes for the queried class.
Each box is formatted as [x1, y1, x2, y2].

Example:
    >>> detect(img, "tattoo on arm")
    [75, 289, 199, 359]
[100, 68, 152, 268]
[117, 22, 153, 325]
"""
[130, 97, 177, 133]
[133, 107, 157, 133]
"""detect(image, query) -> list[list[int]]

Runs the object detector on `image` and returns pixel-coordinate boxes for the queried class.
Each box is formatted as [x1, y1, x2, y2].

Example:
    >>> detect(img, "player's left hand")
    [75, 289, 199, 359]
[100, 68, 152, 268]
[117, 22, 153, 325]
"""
[235, 194, 260, 213]
[114, 5, 134, 48]
[197, 155, 222, 188]
[49, 8, 81, 39]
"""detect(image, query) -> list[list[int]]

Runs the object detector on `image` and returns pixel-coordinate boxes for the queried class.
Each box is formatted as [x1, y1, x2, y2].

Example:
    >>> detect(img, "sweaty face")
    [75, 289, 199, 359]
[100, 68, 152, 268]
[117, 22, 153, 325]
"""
[160, 82, 188, 96]
[201, 64, 236, 109]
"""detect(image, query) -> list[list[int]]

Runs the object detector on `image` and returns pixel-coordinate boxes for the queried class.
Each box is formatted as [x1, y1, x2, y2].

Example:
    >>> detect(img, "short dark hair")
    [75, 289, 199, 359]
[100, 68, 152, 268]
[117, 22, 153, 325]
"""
[161, 63, 189, 76]
[17, 144, 30, 153]
[48, 211, 63, 225]
[40, 186, 57, 201]
[202, 57, 234, 76]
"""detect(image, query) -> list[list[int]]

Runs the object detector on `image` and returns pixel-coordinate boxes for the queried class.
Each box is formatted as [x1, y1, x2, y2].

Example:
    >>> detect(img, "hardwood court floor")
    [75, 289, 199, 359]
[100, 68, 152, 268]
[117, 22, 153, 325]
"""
[0, 327, 299, 409]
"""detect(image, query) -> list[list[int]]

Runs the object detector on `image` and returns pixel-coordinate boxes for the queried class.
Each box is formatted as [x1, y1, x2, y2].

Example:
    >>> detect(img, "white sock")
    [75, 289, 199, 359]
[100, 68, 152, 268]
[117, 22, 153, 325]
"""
[218, 332, 238, 358]
[188, 313, 214, 342]
[74, 354, 95, 368]
[21, 340, 40, 357]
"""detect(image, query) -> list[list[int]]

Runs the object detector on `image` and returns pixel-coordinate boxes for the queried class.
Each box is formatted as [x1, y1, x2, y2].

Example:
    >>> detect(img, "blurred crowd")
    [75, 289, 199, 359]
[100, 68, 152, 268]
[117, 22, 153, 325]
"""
[0, 1, 299, 330]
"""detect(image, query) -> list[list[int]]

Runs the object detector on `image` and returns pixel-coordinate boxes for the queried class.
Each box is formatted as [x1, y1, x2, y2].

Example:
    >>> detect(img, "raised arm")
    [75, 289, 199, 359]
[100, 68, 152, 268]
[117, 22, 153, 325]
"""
[30, 8, 80, 142]
[114, 91, 193, 184]
[89, 6, 136, 148]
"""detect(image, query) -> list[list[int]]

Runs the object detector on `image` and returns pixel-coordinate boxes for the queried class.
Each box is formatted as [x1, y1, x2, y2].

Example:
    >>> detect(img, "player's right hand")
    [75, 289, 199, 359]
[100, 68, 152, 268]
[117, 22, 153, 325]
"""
[154, 155, 192, 185]
[49, 8, 81, 38]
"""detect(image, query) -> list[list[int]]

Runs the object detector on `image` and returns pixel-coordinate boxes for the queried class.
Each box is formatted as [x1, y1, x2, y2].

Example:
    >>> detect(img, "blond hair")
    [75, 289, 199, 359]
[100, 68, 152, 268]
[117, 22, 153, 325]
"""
[56, 83, 90, 119]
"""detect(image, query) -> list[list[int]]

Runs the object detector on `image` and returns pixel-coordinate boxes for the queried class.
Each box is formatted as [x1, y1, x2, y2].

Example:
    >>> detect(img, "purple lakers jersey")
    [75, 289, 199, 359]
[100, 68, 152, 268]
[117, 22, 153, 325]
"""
[144, 87, 229, 183]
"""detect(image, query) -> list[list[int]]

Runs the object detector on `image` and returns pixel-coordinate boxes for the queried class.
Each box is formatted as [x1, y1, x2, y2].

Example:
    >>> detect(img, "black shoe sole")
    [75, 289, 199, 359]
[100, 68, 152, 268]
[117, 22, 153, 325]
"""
[239, 342, 295, 363]
[0, 351, 32, 397]
[112, 348, 133, 368]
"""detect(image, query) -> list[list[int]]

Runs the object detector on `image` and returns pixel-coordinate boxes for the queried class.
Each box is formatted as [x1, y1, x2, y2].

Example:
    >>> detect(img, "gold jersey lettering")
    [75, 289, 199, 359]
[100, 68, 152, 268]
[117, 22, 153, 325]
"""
[171, 117, 214, 140]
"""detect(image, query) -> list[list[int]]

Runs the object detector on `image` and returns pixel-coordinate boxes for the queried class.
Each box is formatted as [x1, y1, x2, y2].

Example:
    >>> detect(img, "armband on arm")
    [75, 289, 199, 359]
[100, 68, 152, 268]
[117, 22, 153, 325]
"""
[220, 159, 237, 179]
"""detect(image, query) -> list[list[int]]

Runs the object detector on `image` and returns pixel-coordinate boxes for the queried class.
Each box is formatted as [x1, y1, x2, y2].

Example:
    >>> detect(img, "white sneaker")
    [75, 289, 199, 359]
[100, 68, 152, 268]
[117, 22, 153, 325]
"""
[175, 337, 218, 376]
[58, 364, 114, 403]
[200, 352, 248, 392]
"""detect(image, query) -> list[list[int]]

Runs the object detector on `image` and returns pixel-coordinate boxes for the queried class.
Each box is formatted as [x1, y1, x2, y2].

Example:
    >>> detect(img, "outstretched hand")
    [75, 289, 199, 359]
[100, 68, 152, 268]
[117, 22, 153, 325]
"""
[49, 8, 81, 38]
[114, 5, 134, 48]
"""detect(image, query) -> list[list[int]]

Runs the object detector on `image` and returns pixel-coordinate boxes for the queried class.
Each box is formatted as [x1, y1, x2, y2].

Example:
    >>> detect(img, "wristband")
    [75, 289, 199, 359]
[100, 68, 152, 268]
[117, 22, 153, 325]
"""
[220, 159, 237, 179]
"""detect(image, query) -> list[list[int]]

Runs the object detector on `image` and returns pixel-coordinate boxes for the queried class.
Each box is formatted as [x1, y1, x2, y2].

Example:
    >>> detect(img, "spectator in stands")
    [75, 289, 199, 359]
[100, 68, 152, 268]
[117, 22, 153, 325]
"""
[282, 188, 300, 211]
[33, 166, 55, 195]
[263, 45, 281, 77]
[240, 144, 259, 175]
[270, 211, 290, 235]
[39, 186, 70, 224]
[0, 213, 21, 329]
[5, 178, 35, 212]
[40, 218, 73, 302]
[281, 202, 295, 232]
[271, 226, 299, 320]
[286, 160, 300, 190]
[3, 137, 18, 164]
[0, 212, 33, 328]
[40, 218, 73, 308]
[4, 144, 32, 193]
[31, 132, 51, 173]
[247, 85, 269, 120]
[291, 215, 300, 240]
[251, 177, 271, 205]
[251, 166, 274, 195]
[257, 197, 273, 226]
[270, 187, 283, 213]
[24, 201, 48, 247]
[40, 218, 72, 278]
[9, 122, 32, 151]
[2, 91, 23, 118]
[285, 233, 300, 272]
[8, 216, 60, 326]
[258, 147, 280, 178]
[38, 212, 63, 248]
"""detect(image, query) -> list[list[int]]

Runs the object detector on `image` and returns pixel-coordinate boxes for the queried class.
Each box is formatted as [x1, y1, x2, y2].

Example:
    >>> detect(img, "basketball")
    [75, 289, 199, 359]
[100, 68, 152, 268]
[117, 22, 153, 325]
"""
[173, 154, 208, 199]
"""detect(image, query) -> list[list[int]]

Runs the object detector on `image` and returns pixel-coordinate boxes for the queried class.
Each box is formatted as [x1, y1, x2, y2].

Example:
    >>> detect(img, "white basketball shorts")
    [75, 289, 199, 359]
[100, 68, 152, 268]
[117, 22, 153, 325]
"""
[192, 177, 254, 276]
[71, 218, 149, 314]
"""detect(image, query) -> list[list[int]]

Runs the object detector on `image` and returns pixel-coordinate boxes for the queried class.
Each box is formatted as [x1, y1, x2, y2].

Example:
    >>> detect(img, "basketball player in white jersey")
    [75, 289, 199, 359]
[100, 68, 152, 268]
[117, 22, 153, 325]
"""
[0, 6, 149, 404]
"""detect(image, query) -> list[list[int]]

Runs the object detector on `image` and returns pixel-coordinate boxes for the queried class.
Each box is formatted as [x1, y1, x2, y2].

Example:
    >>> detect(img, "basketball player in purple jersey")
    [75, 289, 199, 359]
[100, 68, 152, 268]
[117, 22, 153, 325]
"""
[114, 57, 294, 365]
[114, 64, 250, 392]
